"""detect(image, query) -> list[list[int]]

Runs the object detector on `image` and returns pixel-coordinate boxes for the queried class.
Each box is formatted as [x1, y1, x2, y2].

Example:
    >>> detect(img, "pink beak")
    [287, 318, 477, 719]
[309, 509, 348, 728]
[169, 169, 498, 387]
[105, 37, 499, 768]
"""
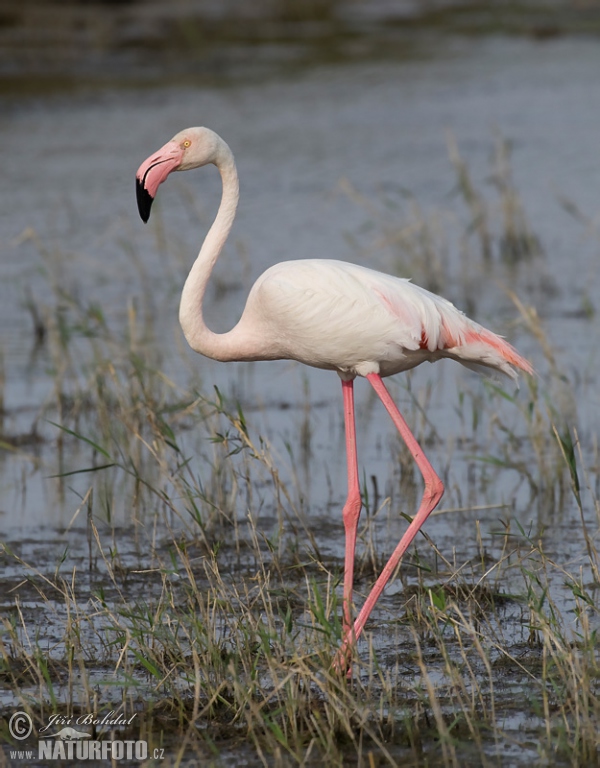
[136, 140, 184, 223]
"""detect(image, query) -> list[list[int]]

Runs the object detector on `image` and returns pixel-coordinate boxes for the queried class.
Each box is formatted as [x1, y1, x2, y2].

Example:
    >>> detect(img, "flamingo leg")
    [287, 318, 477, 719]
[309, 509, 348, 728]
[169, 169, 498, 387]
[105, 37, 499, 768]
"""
[333, 372, 444, 673]
[340, 378, 362, 634]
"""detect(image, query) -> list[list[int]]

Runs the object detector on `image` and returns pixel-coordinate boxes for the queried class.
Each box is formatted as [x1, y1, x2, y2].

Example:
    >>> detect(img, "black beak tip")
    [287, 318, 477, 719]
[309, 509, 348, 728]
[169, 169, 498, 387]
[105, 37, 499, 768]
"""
[136, 177, 153, 223]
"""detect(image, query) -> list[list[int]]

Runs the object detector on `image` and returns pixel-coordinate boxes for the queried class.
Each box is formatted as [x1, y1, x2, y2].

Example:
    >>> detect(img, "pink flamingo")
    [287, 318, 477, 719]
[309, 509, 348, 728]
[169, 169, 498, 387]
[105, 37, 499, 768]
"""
[136, 127, 532, 672]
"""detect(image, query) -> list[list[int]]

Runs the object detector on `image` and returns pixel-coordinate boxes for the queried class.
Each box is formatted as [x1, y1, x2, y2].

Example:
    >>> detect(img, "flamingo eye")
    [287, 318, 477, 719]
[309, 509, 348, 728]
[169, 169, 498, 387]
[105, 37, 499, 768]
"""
[182, 139, 191, 148]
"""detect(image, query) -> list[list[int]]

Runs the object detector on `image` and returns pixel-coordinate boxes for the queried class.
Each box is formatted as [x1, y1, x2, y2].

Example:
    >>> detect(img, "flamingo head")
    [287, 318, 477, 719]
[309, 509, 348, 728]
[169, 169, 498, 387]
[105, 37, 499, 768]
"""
[136, 127, 223, 223]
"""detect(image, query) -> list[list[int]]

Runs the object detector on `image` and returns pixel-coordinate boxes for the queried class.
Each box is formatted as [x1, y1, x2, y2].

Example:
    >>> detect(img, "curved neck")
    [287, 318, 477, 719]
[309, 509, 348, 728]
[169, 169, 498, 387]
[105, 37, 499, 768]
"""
[178, 147, 240, 360]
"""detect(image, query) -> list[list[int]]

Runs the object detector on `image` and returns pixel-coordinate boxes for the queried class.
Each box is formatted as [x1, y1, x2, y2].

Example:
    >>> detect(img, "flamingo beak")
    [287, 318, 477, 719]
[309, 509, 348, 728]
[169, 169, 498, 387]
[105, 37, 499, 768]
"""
[135, 140, 184, 223]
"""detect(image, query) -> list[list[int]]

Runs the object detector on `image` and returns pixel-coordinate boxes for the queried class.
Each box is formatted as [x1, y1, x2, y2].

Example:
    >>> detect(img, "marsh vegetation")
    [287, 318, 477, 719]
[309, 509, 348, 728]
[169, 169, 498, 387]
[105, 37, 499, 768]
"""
[2, 124, 599, 766]
[1, 10, 600, 763]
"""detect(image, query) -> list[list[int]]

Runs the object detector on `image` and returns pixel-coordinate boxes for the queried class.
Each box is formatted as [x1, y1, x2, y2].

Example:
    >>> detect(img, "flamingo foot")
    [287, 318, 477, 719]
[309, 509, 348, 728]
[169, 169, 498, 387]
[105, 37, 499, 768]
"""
[331, 636, 354, 678]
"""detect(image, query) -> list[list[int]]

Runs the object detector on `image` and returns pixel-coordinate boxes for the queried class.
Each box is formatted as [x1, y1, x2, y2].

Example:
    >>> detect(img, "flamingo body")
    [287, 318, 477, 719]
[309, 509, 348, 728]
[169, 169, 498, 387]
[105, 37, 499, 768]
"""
[136, 126, 532, 673]
[241, 258, 529, 379]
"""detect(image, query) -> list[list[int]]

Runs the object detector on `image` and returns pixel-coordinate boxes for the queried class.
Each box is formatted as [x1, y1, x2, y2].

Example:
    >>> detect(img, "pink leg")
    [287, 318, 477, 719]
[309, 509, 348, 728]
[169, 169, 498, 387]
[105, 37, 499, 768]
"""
[340, 378, 362, 634]
[333, 373, 444, 672]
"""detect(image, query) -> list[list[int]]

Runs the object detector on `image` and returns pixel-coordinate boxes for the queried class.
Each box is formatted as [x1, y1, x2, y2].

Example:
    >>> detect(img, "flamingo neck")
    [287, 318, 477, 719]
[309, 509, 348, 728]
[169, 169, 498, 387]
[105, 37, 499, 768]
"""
[178, 146, 240, 360]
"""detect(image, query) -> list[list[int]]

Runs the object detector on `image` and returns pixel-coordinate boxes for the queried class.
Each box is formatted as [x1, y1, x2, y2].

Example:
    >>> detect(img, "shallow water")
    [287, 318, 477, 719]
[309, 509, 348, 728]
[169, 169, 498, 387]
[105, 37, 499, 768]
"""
[1, 31, 600, 766]
[2, 35, 599, 523]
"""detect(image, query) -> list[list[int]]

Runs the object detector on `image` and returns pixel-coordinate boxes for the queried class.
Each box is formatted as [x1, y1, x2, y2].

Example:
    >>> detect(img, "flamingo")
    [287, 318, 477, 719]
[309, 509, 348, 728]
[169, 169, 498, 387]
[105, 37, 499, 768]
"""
[136, 127, 532, 672]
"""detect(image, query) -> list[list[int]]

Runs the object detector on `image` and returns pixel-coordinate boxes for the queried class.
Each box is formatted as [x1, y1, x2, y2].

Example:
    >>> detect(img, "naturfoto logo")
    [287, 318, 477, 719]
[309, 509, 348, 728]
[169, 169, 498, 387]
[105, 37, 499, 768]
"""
[7, 710, 164, 763]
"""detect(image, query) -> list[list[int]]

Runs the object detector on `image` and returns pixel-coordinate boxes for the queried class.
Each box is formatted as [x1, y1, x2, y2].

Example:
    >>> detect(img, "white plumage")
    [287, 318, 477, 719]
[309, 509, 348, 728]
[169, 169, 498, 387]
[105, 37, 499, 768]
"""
[247, 258, 529, 379]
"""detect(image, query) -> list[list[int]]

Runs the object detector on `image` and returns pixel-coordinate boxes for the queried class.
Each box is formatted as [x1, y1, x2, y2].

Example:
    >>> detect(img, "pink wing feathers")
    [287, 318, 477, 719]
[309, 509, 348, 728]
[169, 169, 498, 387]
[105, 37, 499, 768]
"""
[372, 274, 533, 380]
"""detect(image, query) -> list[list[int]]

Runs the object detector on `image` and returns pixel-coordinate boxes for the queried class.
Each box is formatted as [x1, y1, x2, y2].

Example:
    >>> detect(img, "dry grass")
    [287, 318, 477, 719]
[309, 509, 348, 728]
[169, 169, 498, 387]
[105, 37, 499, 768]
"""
[1, 142, 599, 767]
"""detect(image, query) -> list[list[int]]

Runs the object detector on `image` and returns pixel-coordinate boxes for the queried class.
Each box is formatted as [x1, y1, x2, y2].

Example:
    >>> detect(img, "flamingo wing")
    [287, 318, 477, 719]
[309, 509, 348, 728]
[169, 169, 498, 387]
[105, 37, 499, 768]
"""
[366, 271, 533, 379]
[246, 259, 532, 380]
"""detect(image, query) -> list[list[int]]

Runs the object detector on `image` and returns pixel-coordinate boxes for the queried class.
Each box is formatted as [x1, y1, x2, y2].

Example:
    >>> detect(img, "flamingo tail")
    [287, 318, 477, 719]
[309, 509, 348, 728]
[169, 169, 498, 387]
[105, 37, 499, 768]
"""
[447, 327, 533, 381]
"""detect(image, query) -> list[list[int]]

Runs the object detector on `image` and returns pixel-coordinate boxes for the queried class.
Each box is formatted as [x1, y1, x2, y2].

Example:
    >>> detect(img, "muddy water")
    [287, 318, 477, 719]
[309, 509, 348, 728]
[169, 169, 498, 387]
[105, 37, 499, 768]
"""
[1, 37, 600, 757]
